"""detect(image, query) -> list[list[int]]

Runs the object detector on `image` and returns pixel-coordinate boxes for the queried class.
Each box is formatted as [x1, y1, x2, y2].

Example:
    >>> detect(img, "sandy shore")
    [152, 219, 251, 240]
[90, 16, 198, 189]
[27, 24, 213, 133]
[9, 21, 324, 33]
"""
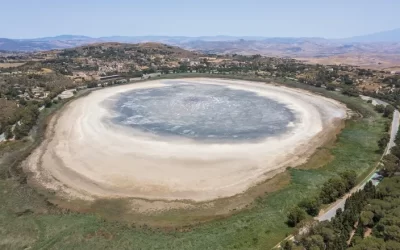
[25, 78, 347, 202]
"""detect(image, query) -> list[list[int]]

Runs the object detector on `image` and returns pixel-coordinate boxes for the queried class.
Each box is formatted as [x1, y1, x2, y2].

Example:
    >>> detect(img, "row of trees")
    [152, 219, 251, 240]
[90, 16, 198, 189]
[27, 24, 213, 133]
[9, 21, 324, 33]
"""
[287, 170, 357, 227]
[375, 104, 395, 118]
[284, 126, 400, 249]
[375, 104, 394, 154]
[283, 181, 379, 250]
[379, 126, 400, 177]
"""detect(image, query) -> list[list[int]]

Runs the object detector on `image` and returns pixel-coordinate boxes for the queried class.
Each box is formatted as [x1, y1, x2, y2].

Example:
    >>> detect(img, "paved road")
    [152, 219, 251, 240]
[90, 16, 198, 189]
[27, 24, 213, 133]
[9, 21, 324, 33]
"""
[387, 109, 400, 153]
[359, 95, 389, 106]
[274, 96, 399, 248]
[318, 103, 400, 222]
[317, 173, 384, 221]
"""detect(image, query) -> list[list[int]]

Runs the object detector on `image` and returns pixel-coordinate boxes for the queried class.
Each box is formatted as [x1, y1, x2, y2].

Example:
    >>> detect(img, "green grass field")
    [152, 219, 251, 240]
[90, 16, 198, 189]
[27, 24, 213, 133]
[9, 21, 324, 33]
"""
[0, 76, 388, 250]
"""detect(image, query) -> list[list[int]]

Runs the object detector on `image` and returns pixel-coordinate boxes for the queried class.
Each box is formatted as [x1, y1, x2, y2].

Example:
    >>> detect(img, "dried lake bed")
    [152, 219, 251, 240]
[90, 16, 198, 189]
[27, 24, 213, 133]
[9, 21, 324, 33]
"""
[24, 78, 348, 203]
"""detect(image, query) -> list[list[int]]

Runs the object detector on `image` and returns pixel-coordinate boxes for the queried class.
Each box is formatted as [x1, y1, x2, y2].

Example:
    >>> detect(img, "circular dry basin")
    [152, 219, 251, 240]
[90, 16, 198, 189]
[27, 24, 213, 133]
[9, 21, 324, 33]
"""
[26, 78, 347, 202]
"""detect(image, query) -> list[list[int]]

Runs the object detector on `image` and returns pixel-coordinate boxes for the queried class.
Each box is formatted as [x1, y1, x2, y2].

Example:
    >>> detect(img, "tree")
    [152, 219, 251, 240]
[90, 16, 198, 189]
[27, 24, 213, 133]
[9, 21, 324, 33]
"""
[390, 145, 400, 159]
[19, 98, 27, 106]
[383, 225, 400, 241]
[342, 75, 354, 85]
[281, 240, 294, 250]
[4, 125, 13, 140]
[340, 170, 357, 191]
[360, 210, 374, 227]
[87, 81, 98, 88]
[363, 181, 376, 199]
[326, 84, 336, 91]
[374, 104, 385, 113]
[299, 197, 321, 216]
[381, 154, 399, 177]
[341, 88, 359, 97]
[348, 236, 386, 250]
[13, 124, 26, 140]
[44, 98, 52, 108]
[318, 226, 336, 244]
[386, 240, 400, 250]
[287, 206, 307, 227]
[383, 105, 395, 118]
[378, 134, 390, 153]
[301, 235, 325, 250]
[320, 177, 347, 204]
[395, 130, 400, 145]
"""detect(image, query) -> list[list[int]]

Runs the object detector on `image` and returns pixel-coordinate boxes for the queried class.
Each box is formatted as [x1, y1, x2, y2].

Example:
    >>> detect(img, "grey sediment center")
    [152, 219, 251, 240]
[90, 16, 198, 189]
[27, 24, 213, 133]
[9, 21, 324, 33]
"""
[107, 82, 297, 142]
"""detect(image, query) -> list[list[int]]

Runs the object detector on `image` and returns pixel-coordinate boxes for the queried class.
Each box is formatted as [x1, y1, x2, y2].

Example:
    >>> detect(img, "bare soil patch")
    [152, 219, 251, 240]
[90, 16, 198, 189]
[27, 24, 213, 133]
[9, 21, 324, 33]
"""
[0, 62, 25, 68]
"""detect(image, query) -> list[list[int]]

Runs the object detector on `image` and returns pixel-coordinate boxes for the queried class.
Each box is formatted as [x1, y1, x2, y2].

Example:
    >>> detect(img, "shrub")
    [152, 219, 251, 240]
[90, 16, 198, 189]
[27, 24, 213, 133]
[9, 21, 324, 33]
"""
[287, 206, 307, 227]
[299, 197, 321, 217]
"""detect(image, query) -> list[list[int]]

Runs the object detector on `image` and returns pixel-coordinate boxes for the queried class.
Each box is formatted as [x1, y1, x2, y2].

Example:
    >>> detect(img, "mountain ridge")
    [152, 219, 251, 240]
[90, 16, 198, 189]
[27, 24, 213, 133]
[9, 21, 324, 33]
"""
[1, 29, 400, 70]
[1, 27, 399, 52]
[341, 28, 400, 43]
[4, 27, 399, 45]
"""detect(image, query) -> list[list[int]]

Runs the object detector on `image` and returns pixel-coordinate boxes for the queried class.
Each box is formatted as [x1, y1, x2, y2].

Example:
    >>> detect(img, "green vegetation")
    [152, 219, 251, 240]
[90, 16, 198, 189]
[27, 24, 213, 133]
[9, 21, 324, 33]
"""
[288, 170, 357, 222]
[0, 72, 76, 137]
[295, 181, 377, 250]
[378, 125, 400, 177]
[287, 206, 307, 227]
[375, 104, 395, 118]
[287, 109, 400, 250]
[1, 41, 398, 248]
[0, 77, 388, 249]
[299, 196, 322, 217]
[291, 175, 400, 250]
[319, 171, 357, 204]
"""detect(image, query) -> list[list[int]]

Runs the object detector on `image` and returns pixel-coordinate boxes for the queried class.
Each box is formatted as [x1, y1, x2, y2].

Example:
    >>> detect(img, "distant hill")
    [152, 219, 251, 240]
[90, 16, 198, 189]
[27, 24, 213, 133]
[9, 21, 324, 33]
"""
[0, 36, 99, 52]
[0, 38, 56, 51]
[344, 28, 400, 43]
[61, 42, 200, 59]
[0, 35, 333, 52]
[29, 35, 93, 41]
[1, 28, 400, 57]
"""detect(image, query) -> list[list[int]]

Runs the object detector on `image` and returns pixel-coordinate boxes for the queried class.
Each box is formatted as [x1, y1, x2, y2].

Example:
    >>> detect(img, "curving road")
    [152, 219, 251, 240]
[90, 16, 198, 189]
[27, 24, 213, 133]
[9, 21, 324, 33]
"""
[386, 109, 400, 154]
[273, 97, 399, 248]
[318, 101, 400, 222]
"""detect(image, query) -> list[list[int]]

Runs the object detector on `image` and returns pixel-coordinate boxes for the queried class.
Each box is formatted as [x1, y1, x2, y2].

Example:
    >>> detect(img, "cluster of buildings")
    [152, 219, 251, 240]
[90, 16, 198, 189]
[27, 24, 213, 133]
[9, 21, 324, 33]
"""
[15, 85, 50, 100]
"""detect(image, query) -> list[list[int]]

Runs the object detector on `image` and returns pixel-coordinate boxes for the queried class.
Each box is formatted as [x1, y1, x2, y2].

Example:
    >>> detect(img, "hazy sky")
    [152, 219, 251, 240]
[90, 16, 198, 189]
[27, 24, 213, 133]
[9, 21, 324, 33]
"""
[1, 0, 399, 39]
